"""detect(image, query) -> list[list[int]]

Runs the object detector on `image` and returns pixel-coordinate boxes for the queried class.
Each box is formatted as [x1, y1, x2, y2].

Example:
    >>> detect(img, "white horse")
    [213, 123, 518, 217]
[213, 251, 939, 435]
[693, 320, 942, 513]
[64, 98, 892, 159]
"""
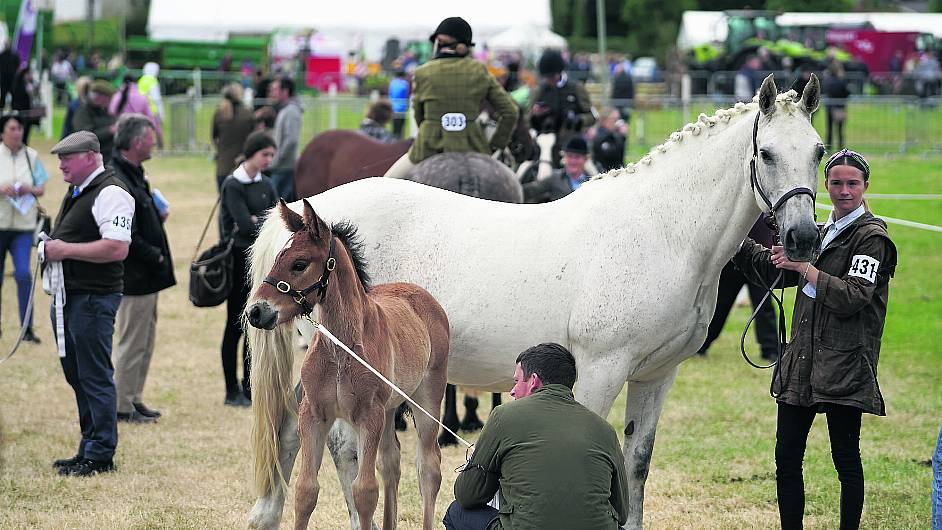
[245, 75, 824, 530]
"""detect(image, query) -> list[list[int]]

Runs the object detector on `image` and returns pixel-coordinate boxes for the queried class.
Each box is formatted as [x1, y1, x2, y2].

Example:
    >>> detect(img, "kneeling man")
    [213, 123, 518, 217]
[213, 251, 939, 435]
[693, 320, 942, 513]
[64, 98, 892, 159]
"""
[445, 342, 629, 530]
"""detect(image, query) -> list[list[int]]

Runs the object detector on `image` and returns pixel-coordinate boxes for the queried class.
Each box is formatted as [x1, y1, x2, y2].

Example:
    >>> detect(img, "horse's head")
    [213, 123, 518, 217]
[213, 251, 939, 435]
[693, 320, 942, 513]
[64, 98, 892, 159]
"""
[246, 199, 336, 330]
[752, 74, 825, 262]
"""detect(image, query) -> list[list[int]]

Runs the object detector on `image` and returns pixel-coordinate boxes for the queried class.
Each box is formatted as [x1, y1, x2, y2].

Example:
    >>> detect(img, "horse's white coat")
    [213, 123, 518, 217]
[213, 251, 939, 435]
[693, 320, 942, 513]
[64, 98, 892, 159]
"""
[247, 82, 823, 529]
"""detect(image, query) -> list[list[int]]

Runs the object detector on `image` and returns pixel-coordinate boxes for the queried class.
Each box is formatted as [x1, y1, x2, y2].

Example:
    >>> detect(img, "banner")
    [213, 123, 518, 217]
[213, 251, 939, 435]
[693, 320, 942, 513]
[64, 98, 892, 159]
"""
[13, 0, 37, 70]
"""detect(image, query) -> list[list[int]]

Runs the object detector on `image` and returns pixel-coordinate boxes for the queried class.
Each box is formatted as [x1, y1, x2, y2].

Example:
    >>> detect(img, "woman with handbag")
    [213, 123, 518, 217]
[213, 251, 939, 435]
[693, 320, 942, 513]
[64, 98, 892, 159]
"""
[0, 113, 47, 342]
[218, 131, 277, 406]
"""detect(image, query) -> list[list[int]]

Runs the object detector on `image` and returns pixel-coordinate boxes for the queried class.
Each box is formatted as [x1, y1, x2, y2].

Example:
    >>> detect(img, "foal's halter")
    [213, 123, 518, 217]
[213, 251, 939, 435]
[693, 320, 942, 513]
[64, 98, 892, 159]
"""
[741, 112, 815, 373]
[263, 234, 337, 316]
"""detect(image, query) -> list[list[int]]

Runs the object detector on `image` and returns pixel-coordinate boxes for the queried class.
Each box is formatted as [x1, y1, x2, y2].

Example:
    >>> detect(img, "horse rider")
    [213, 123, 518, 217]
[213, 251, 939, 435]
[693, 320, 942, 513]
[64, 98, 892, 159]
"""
[529, 49, 597, 167]
[384, 17, 519, 179]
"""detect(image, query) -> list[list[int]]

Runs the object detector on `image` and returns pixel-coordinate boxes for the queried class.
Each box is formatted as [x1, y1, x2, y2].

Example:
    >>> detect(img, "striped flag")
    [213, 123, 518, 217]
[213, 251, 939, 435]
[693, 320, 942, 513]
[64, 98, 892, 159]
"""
[13, 0, 37, 70]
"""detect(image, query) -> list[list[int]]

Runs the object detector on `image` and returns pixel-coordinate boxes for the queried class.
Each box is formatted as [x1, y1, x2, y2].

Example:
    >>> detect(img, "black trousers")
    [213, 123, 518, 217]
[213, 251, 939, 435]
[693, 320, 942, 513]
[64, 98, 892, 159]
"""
[392, 116, 406, 139]
[699, 262, 779, 359]
[826, 108, 846, 150]
[221, 246, 251, 395]
[443, 500, 498, 530]
[776, 402, 864, 530]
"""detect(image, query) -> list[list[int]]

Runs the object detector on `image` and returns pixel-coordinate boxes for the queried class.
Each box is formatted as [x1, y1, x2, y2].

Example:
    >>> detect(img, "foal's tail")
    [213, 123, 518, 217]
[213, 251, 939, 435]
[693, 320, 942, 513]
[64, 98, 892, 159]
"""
[247, 211, 297, 497]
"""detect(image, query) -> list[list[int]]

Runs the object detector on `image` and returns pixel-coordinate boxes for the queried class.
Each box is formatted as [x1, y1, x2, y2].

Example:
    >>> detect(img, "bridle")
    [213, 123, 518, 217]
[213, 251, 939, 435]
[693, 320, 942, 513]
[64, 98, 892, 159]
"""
[742, 112, 816, 375]
[263, 233, 337, 316]
[748, 113, 816, 223]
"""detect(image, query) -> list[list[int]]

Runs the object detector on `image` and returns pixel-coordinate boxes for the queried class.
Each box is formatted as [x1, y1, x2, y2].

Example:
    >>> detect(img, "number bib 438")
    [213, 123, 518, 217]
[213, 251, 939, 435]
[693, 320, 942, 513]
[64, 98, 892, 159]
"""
[441, 113, 467, 132]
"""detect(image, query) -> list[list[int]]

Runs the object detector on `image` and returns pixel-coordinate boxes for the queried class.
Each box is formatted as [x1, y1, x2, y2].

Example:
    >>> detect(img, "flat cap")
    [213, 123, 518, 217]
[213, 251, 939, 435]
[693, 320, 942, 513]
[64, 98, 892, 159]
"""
[51, 131, 101, 155]
[89, 79, 116, 96]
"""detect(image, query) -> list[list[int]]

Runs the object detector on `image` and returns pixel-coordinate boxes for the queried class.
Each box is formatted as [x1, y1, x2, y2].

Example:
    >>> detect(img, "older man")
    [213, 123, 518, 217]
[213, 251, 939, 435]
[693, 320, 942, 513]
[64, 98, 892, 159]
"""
[111, 114, 175, 424]
[446, 342, 629, 530]
[44, 131, 134, 476]
[73, 80, 117, 166]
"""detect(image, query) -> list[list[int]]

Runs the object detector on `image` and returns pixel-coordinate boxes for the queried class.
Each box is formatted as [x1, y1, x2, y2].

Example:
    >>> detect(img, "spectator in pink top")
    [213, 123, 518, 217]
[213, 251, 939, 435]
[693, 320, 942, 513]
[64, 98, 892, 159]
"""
[109, 75, 161, 139]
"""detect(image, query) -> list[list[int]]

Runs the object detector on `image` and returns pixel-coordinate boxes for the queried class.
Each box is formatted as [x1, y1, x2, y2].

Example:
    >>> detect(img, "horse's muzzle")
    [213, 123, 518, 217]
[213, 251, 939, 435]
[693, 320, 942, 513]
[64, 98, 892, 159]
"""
[782, 219, 818, 262]
[246, 300, 279, 330]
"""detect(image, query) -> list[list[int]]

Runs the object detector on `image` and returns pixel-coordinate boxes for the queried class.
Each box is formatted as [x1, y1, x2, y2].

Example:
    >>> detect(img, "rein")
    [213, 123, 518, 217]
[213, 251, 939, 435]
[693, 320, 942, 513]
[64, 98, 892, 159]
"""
[741, 112, 815, 371]
[263, 235, 337, 316]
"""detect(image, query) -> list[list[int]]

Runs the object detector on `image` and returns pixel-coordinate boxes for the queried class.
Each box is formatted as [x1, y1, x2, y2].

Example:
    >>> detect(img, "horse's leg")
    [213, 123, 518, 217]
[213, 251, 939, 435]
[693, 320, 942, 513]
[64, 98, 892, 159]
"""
[438, 384, 459, 446]
[249, 383, 303, 530]
[394, 402, 409, 431]
[492, 392, 502, 409]
[620, 367, 680, 530]
[410, 381, 445, 530]
[377, 409, 402, 530]
[294, 400, 333, 530]
[249, 384, 370, 530]
[352, 408, 385, 530]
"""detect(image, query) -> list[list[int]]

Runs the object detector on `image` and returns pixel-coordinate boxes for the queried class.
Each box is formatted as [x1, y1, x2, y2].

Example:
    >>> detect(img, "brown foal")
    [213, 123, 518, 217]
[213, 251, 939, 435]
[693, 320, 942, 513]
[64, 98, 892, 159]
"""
[249, 199, 449, 530]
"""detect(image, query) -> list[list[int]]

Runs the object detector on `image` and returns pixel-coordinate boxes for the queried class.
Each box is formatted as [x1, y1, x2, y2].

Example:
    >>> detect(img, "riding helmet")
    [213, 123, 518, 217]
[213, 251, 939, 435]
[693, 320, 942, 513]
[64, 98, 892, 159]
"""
[429, 17, 474, 46]
[538, 49, 567, 76]
[562, 136, 588, 155]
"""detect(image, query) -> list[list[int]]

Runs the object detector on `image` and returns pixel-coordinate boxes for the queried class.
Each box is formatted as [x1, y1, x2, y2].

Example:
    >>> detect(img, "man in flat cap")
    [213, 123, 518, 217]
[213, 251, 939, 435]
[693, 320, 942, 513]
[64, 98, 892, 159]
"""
[44, 130, 134, 477]
[72, 80, 117, 166]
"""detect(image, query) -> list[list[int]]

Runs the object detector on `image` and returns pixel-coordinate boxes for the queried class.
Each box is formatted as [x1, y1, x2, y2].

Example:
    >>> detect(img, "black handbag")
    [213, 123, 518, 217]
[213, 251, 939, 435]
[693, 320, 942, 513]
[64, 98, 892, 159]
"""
[189, 197, 235, 307]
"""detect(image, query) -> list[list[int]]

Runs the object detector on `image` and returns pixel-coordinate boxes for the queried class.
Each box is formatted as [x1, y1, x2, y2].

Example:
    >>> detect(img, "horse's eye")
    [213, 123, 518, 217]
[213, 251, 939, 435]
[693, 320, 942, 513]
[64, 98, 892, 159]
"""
[291, 260, 309, 273]
[759, 149, 773, 162]
[815, 145, 826, 161]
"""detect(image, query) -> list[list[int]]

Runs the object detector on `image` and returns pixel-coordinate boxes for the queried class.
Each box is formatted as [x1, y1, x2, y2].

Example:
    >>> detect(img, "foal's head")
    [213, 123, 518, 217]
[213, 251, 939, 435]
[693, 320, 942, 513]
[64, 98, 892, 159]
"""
[246, 199, 368, 330]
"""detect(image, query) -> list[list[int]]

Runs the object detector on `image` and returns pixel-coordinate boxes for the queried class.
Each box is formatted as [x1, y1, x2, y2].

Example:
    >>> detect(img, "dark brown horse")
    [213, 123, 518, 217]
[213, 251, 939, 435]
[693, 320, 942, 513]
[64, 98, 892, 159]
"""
[293, 131, 411, 199]
[293, 108, 535, 199]
[248, 199, 449, 530]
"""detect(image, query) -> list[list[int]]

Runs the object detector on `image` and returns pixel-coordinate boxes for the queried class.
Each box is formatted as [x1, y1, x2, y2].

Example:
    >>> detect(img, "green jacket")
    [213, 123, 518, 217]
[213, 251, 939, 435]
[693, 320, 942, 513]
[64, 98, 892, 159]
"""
[734, 212, 896, 415]
[454, 385, 629, 530]
[409, 56, 518, 164]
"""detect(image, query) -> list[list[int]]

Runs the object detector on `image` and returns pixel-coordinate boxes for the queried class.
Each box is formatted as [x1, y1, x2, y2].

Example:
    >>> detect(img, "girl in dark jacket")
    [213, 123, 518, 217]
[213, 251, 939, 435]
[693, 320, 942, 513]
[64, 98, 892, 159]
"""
[219, 132, 278, 406]
[734, 149, 896, 530]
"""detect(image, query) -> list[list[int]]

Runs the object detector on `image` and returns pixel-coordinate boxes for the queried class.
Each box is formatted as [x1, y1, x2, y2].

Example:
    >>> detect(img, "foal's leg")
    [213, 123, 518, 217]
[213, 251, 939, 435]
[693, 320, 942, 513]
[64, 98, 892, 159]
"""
[294, 399, 333, 530]
[411, 383, 445, 530]
[353, 407, 386, 530]
[377, 408, 402, 530]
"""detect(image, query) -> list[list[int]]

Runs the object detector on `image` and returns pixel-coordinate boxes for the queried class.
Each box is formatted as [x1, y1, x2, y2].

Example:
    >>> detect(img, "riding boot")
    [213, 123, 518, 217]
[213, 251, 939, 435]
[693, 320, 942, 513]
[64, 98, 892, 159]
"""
[438, 384, 460, 447]
[460, 395, 484, 432]
[394, 402, 409, 431]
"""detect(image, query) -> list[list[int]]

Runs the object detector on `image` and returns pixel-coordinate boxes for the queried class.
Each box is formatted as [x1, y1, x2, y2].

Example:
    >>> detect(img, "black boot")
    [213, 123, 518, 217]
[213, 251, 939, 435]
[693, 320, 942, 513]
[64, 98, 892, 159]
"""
[438, 384, 459, 447]
[460, 395, 484, 432]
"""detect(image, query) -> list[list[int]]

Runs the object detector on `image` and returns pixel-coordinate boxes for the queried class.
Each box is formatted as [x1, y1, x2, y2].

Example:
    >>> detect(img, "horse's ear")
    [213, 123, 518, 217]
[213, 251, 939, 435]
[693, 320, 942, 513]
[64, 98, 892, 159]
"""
[800, 73, 821, 116]
[758, 74, 778, 116]
[301, 198, 324, 239]
[279, 199, 304, 233]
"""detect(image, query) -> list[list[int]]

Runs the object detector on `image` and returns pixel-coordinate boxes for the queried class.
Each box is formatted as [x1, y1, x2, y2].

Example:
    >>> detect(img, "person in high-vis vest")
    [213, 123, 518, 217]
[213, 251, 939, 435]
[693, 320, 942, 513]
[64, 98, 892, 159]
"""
[137, 63, 164, 146]
[384, 17, 518, 179]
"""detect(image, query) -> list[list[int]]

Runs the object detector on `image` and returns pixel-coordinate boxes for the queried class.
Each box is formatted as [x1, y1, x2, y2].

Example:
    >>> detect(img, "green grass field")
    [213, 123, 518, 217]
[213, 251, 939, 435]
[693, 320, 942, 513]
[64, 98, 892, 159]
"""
[0, 139, 938, 528]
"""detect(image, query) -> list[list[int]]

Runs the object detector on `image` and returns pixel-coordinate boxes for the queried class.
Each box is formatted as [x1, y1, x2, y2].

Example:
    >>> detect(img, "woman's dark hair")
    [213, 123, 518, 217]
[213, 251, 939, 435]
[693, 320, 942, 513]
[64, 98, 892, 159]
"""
[366, 100, 393, 125]
[0, 113, 25, 132]
[243, 130, 277, 159]
[115, 74, 135, 115]
[515, 342, 578, 389]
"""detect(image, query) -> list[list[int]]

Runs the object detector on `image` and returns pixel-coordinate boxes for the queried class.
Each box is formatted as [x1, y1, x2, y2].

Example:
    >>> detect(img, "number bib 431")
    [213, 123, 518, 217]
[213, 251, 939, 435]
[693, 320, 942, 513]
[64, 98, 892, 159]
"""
[441, 113, 467, 132]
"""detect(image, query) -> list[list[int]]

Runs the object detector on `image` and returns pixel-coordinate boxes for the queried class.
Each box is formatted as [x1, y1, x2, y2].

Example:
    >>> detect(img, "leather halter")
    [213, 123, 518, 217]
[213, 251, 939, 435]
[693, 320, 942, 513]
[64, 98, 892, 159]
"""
[749, 113, 815, 220]
[263, 234, 337, 316]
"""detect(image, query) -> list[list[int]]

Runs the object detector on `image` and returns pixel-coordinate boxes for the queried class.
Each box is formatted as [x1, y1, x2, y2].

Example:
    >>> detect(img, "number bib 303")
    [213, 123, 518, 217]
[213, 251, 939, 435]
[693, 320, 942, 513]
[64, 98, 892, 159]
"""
[441, 113, 467, 132]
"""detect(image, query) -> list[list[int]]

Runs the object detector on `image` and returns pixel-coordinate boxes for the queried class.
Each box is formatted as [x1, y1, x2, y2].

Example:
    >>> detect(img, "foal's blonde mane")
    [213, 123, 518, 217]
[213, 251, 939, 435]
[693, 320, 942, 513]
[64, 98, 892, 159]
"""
[591, 90, 803, 181]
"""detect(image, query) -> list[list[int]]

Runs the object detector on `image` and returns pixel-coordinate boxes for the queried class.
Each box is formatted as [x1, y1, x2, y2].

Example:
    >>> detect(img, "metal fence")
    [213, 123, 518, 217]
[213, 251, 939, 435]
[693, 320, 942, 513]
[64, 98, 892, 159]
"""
[164, 93, 942, 157]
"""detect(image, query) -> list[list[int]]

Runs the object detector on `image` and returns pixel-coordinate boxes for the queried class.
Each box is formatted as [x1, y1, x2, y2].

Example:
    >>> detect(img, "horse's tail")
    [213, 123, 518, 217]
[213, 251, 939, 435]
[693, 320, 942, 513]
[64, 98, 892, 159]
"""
[246, 212, 296, 497]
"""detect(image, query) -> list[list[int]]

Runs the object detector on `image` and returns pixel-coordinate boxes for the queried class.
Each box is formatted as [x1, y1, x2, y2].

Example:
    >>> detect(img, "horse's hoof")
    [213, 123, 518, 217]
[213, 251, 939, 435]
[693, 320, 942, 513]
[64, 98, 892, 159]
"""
[438, 433, 459, 447]
[460, 417, 484, 432]
[247, 500, 281, 530]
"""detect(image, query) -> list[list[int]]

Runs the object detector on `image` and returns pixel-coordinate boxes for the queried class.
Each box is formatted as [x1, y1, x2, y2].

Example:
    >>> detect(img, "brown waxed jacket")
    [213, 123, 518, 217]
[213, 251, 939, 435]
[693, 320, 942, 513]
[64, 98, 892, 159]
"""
[409, 56, 518, 164]
[733, 212, 897, 416]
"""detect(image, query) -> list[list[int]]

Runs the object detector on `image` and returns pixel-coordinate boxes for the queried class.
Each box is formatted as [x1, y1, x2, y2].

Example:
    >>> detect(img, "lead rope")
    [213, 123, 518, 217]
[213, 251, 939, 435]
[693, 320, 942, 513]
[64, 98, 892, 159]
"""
[0, 257, 42, 366]
[299, 313, 475, 449]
